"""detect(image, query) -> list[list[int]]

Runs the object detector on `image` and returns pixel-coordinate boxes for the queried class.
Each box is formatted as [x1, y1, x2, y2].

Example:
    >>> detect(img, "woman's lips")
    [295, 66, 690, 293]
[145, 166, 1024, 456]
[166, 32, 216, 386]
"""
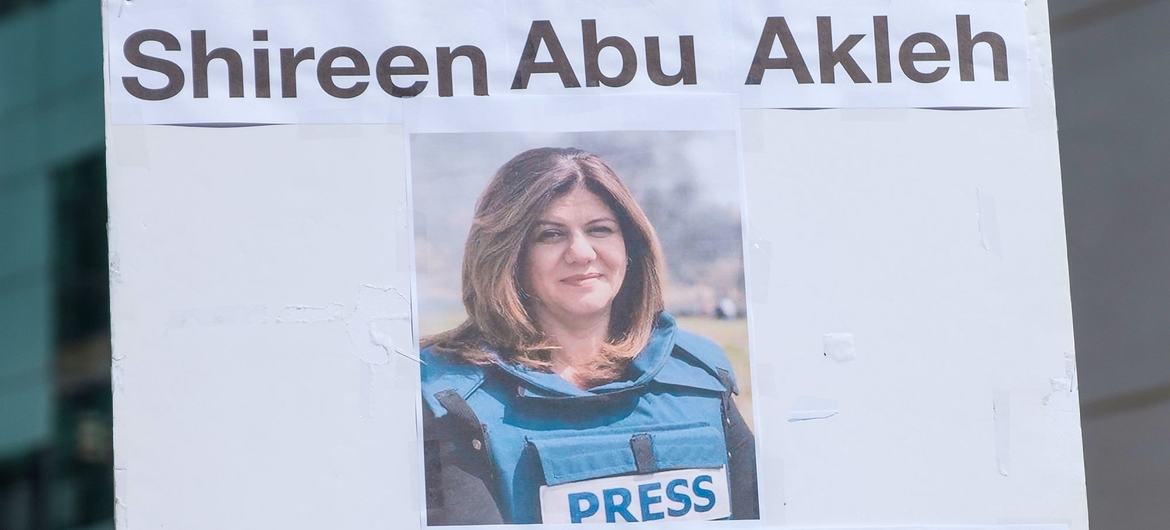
[561, 272, 603, 285]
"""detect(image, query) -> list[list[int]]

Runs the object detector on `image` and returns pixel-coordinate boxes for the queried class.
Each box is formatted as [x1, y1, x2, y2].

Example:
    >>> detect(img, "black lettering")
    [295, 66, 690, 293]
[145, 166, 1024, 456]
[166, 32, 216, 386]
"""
[645, 35, 697, 86]
[873, 16, 892, 83]
[437, 45, 488, 97]
[121, 29, 185, 101]
[817, 16, 870, 83]
[957, 15, 1008, 81]
[376, 46, 429, 98]
[745, 17, 813, 85]
[279, 47, 316, 98]
[317, 47, 370, 99]
[899, 32, 951, 83]
[512, 20, 581, 89]
[253, 30, 270, 98]
[581, 19, 637, 88]
[191, 30, 244, 98]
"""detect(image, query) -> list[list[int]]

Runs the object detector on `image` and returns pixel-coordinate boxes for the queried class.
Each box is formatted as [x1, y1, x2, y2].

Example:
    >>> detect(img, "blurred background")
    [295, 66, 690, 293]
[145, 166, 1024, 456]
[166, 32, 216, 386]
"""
[0, 0, 1166, 528]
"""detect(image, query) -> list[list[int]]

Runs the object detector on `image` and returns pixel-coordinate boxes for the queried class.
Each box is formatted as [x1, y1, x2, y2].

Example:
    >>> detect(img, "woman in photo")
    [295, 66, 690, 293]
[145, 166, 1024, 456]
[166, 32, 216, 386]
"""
[421, 147, 758, 525]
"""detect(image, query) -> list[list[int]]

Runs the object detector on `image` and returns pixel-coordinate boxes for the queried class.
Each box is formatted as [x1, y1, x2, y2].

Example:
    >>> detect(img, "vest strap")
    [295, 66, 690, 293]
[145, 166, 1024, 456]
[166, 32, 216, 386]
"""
[629, 433, 658, 474]
[434, 389, 500, 493]
[435, 389, 482, 432]
[715, 367, 755, 519]
[715, 368, 735, 425]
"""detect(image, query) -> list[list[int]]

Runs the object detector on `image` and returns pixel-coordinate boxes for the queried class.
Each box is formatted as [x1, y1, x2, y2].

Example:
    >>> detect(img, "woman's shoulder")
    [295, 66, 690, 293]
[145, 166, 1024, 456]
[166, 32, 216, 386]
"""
[419, 345, 491, 419]
[670, 327, 740, 394]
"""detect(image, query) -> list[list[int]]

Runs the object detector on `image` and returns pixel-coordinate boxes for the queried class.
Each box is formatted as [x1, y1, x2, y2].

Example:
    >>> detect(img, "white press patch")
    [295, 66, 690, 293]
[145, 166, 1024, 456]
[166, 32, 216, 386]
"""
[539, 467, 730, 524]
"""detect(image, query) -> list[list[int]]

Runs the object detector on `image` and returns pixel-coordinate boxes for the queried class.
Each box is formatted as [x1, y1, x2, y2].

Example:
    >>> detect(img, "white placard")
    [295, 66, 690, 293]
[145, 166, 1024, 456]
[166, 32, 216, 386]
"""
[102, 0, 1086, 529]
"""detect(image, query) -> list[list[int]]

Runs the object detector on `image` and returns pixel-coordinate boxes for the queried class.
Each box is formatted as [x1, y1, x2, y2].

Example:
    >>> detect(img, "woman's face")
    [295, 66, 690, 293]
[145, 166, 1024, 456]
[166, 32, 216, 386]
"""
[523, 185, 628, 327]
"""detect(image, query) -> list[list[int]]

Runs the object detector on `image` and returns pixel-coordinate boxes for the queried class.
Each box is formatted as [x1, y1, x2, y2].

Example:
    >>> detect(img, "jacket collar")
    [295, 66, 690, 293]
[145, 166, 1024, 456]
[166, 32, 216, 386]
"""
[491, 312, 679, 400]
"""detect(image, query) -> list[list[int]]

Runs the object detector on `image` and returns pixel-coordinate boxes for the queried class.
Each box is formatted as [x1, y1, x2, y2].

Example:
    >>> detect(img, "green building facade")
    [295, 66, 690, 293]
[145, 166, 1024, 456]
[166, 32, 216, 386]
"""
[1, 0, 111, 528]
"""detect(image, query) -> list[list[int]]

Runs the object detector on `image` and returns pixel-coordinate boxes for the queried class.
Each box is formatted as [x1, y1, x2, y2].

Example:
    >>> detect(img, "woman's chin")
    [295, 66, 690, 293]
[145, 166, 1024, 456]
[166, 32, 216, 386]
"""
[547, 298, 615, 322]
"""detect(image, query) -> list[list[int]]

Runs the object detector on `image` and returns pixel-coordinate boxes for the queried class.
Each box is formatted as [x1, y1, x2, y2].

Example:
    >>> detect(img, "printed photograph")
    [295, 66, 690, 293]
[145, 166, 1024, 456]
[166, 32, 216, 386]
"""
[411, 131, 759, 525]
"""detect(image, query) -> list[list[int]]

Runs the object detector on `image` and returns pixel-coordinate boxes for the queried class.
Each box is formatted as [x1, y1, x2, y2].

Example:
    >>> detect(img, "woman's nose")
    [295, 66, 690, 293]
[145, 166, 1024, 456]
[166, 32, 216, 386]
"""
[564, 232, 597, 263]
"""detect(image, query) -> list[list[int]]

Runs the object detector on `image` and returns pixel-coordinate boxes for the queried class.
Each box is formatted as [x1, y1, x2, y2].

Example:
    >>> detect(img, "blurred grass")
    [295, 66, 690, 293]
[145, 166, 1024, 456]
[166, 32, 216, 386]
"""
[421, 313, 755, 432]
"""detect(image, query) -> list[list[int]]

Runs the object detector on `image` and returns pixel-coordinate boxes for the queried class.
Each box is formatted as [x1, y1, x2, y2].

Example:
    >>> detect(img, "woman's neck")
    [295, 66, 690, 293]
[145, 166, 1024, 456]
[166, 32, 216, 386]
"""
[536, 312, 610, 387]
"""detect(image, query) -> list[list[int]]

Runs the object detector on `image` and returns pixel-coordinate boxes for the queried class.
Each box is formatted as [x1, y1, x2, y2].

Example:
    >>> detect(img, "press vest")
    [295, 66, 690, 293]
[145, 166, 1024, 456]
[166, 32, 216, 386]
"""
[421, 312, 740, 524]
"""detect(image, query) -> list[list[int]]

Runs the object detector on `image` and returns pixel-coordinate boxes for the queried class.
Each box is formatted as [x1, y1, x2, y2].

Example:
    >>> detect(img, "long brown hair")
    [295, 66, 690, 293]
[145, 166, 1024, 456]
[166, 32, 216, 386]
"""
[424, 147, 666, 384]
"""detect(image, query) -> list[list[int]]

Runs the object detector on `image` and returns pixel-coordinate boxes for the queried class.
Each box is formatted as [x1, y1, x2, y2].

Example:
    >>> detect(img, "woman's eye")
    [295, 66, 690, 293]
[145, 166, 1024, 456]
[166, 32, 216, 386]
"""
[588, 226, 615, 236]
[536, 229, 564, 242]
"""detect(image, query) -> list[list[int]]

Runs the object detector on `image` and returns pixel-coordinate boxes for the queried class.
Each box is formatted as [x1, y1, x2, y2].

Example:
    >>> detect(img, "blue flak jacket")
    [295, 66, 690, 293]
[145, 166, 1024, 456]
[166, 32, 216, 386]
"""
[421, 312, 761, 525]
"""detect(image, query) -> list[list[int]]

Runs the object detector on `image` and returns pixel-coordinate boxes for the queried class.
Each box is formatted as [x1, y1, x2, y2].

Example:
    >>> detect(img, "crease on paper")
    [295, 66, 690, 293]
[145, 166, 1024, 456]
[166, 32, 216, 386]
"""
[788, 397, 840, 422]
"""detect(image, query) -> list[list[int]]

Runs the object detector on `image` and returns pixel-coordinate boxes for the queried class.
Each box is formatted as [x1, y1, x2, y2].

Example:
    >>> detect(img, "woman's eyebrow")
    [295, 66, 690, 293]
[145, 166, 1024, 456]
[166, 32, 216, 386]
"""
[534, 217, 617, 227]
